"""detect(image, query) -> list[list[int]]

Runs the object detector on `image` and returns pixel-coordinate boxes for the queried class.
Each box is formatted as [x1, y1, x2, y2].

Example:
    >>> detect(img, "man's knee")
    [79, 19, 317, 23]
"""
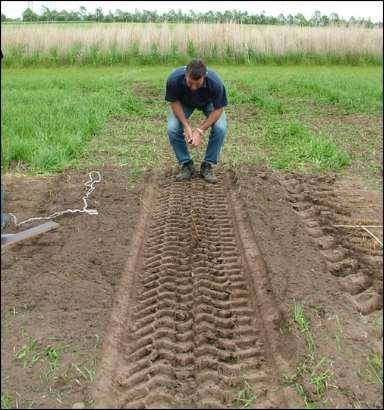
[212, 121, 227, 138]
[167, 118, 183, 140]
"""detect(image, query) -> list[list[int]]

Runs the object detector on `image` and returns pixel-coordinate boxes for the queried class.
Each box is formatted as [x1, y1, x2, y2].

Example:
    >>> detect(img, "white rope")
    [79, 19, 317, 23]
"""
[8, 171, 102, 227]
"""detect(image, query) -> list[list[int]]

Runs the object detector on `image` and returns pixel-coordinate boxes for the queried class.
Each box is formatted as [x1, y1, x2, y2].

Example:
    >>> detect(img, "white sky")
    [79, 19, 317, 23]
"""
[1, 1, 383, 22]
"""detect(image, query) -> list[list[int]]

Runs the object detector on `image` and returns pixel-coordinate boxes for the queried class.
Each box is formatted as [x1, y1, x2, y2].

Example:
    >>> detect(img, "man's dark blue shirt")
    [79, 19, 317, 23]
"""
[165, 66, 228, 109]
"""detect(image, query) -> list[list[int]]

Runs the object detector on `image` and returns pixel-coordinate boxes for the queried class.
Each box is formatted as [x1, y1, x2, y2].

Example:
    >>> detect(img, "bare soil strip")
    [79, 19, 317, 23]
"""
[93, 172, 287, 409]
[2, 166, 382, 409]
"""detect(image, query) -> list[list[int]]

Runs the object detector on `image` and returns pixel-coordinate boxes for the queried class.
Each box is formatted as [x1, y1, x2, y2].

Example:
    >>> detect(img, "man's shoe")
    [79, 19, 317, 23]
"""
[175, 160, 195, 181]
[200, 161, 217, 183]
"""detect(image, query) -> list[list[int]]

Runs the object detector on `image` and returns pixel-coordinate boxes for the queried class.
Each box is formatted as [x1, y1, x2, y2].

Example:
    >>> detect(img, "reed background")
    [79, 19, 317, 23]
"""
[1, 22, 382, 66]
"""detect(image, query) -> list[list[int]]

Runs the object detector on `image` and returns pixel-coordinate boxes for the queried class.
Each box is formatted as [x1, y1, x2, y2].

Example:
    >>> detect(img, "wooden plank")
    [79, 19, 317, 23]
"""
[1, 221, 60, 250]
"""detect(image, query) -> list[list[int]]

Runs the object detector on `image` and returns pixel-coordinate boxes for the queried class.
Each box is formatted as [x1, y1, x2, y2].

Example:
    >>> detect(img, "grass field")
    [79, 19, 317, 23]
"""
[1, 22, 382, 66]
[1, 64, 382, 187]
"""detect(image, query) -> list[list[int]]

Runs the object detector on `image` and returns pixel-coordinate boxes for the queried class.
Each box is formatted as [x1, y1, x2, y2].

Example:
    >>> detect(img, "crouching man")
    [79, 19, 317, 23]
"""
[165, 59, 228, 183]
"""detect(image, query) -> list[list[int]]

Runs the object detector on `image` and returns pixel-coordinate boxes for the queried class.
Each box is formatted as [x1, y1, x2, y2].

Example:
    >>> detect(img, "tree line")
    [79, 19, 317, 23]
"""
[1, 7, 381, 28]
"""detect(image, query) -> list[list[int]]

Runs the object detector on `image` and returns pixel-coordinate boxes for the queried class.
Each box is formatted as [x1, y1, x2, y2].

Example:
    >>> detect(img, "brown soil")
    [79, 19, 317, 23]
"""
[1, 167, 144, 408]
[1, 165, 382, 409]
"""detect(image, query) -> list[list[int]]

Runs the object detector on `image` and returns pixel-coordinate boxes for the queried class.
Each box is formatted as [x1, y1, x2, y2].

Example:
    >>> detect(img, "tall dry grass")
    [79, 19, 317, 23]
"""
[1, 22, 382, 65]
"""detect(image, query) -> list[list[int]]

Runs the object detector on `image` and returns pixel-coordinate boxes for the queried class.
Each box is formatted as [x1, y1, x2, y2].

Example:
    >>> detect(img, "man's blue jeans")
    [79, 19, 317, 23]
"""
[167, 102, 227, 166]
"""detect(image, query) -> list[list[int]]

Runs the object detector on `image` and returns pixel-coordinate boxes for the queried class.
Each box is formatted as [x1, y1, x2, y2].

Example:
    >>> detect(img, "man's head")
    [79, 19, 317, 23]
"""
[185, 59, 207, 91]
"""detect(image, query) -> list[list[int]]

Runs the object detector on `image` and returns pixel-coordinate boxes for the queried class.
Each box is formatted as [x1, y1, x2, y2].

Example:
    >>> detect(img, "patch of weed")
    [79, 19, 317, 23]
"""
[285, 302, 335, 408]
[14, 335, 41, 368]
[45, 345, 63, 371]
[1, 393, 13, 409]
[293, 302, 316, 359]
[233, 380, 257, 409]
[366, 350, 383, 385]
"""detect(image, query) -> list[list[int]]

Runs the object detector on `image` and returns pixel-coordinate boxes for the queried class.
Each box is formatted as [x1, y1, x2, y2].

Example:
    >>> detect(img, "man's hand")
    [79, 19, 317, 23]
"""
[183, 124, 193, 144]
[191, 129, 202, 147]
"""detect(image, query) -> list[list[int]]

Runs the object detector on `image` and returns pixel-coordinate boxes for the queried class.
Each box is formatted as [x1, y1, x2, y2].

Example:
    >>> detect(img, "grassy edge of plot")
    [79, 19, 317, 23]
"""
[1, 65, 380, 177]
[1, 69, 148, 174]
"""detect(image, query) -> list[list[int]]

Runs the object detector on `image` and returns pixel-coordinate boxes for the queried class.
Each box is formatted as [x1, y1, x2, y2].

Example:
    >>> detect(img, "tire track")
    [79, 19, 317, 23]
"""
[277, 172, 383, 315]
[94, 173, 286, 408]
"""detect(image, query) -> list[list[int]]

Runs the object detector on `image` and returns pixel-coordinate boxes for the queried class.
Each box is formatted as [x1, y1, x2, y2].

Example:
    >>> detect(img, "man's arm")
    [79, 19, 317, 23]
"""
[170, 101, 190, 127]
[170, 101, 193, 142]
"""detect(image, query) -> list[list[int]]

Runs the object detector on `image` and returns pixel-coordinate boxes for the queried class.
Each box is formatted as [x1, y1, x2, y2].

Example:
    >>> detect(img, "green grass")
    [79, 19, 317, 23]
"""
[233, 380, 257, 408]
[14, 332, 42, 368]
[1, 68, 146, 172]
[285, 302, 335, 409]
[1, 393, 13, 409]
[366, 350, 383, 385]
[45, 344, 64, 371]
[293, 302, 316, 359]
[71, 362, 96, 383]
[14, 329, 65, 372]
[309, 357, 334, 396]
[259, 119, 351, 171]
[9, 327, 99, 406]
[1, 65, 382, 185]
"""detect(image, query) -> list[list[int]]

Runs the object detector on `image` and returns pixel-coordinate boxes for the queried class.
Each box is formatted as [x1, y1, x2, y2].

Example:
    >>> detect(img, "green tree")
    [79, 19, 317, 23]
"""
[329, 12, 340, 25]
[55, 10, 69, 21]
[286, 14, 294, 25]
[188, 9, 196, 22]
[11, 7, 382, 27]
[39, 6, 51, 21]
[365, 18, 374, 28]
[311, 10, 322, 26]
[294, 13, 307, 26]
[79, 6, 87, 20]
[142, 10, 152, 22]
[114, 9, 124, 22]
[67, 11, 81, 21]
[104, 11, 114, 22]
[22, 8, 39, 21]
[320, 14, 330, 26]
[348, 16, 357, 26]
[95, 7, 104, 22]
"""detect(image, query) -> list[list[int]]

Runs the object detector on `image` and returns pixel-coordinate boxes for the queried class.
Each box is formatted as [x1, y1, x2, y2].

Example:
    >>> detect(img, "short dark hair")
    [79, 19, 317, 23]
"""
[186, 59, 207, 80]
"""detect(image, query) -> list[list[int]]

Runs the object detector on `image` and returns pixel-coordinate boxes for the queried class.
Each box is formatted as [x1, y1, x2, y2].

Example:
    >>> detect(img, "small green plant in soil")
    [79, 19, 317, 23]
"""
[1, 393, 13, 409]
[233, 380, 257, 408]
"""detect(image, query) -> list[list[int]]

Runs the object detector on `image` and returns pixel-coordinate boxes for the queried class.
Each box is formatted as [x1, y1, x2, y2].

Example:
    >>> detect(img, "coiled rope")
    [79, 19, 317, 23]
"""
[8, 171, 102, 227]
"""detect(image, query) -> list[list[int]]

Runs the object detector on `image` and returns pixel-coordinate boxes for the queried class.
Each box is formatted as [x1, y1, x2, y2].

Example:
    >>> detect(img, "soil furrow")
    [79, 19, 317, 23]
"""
[93, 174, 286, 408]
